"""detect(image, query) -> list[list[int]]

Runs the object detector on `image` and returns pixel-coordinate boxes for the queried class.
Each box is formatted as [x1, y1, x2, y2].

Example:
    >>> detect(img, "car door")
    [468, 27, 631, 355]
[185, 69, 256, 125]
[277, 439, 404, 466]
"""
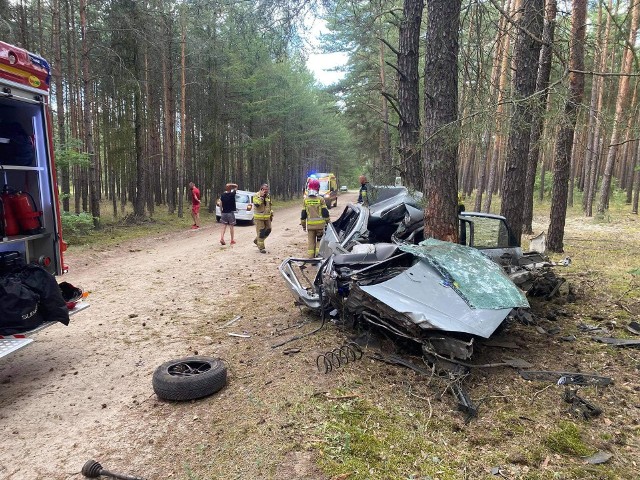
[318, 203, 369, 258]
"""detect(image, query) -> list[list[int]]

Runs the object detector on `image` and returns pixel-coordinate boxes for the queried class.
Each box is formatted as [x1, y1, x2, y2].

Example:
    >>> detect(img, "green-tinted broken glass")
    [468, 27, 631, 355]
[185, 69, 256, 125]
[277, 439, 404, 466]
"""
[400, 238, 529, 310]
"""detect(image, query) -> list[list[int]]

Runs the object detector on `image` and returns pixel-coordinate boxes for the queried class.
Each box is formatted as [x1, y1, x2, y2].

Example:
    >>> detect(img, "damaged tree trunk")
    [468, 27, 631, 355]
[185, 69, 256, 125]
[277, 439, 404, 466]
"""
[422, 0, 461, 242]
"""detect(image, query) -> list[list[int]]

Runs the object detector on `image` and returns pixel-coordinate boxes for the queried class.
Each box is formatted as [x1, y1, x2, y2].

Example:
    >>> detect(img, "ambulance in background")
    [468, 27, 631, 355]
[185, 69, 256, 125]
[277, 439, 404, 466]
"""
[305, 172, 338, 209]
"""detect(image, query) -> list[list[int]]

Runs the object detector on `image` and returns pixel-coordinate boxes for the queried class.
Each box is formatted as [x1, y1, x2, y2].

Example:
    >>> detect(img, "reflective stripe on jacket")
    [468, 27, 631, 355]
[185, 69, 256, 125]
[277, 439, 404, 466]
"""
[358, 183, 369, 204]
[301, 195, 329, 229]
[253, 193, 273, 220]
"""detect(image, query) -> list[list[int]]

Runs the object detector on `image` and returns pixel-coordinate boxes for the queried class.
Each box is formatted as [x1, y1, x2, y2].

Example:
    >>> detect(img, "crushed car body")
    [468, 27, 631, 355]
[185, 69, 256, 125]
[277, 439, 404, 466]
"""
[279, 186, 567, 360]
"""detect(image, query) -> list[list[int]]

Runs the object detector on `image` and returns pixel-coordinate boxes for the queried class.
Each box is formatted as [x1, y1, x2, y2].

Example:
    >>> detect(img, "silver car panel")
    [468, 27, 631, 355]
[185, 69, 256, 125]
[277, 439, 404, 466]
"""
[360, 257, 516, 338]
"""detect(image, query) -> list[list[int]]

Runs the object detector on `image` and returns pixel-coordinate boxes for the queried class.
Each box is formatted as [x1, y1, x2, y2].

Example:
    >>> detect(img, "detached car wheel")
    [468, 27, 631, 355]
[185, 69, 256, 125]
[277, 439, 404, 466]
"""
[152, 356, 227, 401]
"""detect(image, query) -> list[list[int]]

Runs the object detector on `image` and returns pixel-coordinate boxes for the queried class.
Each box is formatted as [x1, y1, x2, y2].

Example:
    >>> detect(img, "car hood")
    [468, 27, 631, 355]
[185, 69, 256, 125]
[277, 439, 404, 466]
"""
[357, 239, 528, 338]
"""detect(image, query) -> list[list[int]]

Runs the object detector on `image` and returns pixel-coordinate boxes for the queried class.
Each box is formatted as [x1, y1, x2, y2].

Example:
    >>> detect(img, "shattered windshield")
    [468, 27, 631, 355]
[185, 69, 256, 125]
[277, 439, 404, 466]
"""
[400, 239, 529, 310]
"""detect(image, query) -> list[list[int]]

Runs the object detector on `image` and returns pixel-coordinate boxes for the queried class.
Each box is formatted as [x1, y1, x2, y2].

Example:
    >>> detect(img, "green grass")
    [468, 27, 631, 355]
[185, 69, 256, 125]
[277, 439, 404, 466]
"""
[544, 421, 596, 457]
[312, 396, 461, 480]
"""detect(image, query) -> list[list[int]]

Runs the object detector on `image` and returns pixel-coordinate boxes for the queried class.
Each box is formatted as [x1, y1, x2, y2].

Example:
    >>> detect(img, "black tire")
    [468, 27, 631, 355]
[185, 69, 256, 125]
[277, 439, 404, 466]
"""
[152, 356, 227, 401]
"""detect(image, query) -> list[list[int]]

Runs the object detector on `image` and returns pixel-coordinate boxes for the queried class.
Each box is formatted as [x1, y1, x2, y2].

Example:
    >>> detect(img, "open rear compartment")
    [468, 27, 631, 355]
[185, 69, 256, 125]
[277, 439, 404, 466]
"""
[0, 93, 62, 276]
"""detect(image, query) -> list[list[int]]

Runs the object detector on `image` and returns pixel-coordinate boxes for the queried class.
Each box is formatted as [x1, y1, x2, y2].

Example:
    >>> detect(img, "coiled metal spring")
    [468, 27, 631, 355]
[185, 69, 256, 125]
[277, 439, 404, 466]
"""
[316, 342, 363, 373]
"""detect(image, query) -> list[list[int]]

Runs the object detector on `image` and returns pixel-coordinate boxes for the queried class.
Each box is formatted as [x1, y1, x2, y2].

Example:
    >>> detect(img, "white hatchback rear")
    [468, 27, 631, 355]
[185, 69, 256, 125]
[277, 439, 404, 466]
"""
[216, 190, 255, 223]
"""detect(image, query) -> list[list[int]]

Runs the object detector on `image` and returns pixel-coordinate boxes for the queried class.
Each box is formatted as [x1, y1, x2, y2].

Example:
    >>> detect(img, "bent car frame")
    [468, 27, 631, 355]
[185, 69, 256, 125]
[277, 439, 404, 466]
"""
[279, 187, 568, 361]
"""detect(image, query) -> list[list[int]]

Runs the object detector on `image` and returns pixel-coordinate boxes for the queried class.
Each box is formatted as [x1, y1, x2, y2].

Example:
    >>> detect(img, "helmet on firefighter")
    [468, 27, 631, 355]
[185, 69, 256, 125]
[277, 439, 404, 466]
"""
[308, 179, 320, 192]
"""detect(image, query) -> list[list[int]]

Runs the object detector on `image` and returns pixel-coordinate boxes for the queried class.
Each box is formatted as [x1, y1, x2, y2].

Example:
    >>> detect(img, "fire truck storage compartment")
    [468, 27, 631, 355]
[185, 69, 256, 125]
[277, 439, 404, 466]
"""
[0, 94, 58, 275]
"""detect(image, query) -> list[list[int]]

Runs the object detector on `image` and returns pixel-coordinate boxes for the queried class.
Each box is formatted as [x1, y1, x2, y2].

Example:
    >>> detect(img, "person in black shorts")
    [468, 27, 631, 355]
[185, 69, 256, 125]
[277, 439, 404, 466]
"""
[219, 183, 238, 245]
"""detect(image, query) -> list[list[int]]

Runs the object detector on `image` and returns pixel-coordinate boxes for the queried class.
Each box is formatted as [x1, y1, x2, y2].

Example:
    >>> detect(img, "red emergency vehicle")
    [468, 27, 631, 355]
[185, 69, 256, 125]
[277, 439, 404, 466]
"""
[0, 41, 86, 358]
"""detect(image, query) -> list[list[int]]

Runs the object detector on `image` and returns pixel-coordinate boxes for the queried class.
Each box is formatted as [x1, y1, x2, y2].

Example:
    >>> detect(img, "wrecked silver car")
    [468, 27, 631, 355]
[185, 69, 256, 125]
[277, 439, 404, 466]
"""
[279, 187, 566, 361]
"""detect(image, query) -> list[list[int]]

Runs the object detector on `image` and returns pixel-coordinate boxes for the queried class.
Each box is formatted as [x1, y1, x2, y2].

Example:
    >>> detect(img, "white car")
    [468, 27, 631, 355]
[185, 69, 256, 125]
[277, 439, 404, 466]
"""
[215, 190, 255, 224]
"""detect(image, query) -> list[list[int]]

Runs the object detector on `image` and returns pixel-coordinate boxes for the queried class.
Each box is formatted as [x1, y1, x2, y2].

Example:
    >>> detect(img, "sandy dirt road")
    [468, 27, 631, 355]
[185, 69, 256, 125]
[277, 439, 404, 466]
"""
[0, 193, 359, 480]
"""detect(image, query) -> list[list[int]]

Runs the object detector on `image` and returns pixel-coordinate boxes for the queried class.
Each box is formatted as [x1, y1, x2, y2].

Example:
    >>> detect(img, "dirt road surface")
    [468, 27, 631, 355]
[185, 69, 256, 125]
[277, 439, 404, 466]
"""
[1, 194, 359, 480]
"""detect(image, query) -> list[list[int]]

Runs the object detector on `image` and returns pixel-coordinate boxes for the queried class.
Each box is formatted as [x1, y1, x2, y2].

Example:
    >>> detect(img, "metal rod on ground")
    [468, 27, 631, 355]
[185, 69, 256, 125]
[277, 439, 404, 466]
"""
[81, 459, 146, 480]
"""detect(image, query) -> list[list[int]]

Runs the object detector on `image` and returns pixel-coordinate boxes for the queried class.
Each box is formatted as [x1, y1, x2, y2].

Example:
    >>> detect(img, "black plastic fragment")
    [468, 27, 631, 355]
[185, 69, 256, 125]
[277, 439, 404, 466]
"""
[451, 383, 477, 422]
[564, 387, 602, 419]
[592, 336, 640, 347]
[519, 370, 613, 386]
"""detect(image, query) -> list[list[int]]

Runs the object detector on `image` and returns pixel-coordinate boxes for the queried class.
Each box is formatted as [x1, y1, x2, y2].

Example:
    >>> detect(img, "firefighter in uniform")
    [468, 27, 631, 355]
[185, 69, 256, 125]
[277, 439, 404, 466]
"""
[357, 175, 369, 206]
[301, 178, 330, 257]
[252, 183, 273, 253]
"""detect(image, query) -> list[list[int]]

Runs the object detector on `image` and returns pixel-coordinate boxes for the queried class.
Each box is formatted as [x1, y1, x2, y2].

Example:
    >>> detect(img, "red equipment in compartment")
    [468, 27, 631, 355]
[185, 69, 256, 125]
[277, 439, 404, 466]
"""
[1, 186, 42, 235]
[1, 187, 20, 236]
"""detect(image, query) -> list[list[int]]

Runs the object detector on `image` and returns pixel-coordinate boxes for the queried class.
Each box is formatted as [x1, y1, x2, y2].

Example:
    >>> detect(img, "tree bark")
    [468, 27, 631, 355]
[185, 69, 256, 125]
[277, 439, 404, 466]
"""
[583, 0, 610, 216]
[52, 0, 69, 212]
[422, 0, 461, 242]
[161, 7, 176, 214]
[482, 0, 514, 213]
[500, 0, 544, 245]
[522, 0, 556, 234]
[178, 13, 187, 219]
[475, 0, 510, 211]
[596, 1, 640, 215]
[80, 0, 99, 227]
[626, 135, 638, 204]
[547, 0, 587, 252]
[397, 0, 424, 190]
[378, 39, 392, 183]
[633, 145, 640, 214]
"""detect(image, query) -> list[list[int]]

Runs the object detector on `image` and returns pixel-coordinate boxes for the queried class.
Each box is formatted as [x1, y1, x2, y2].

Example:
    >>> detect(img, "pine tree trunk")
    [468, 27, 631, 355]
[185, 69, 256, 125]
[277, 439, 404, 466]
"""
[378, 39, 392, 182]
[398, 0, 424, 190]
[596, 1, 640, 215]
[80, 0, 99, 227]
[178, 13, 187, 218]
[52, 0, 69, 212]
[568, 121, 584, 208]
[547, 0, 587, 252]
[500, 0, 544, 245]
[619, 84, 638, 196]
[632, 148, 640, 213]
[422, 0, 461, 242]
[583, 1, 609, 214]
[523, 0, 557, 234]
[161, 8, 176, 214]
[625, 138, 638, 204]
[482, 0, 515, 213]
[143, 45, 155, 217]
